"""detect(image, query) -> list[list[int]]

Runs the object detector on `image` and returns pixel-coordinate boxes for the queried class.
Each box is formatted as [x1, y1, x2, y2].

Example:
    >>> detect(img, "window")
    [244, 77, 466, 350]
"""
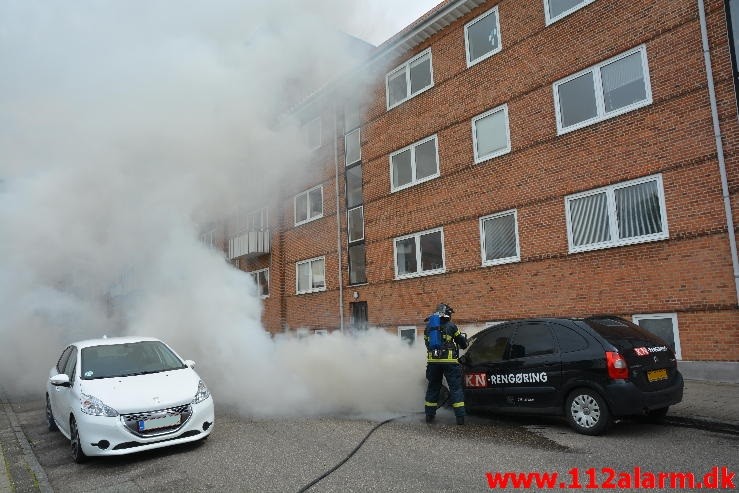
[345, 128, 361, 166]
[57, 346, 73, 373]
[566, 174, 668, 253]
[314, 329, 328, 336]
[296, 257, 326, 294]
[390, 135, 439, 192]
[472, 105, 511, 163]
[386, 48, 433, 110]
[346, 164, 363, 208]
[200, 229, 216, 248]
[398, 326, 417, 345]
[295, 186, 323, 225]
[554, 45, 652, 134]
[347, 206, 364, 243]
[348, 243, 367, 285]
[550, 324, 589, 352]
[544, 0, 597, 25]
[344, 103, 360, 132]
[510, 323, 556, 358]
[467, 324, 515, 365]
[303, 117, 321, 150]
[480, 209, 520, 266]
[250, 268, 269, 298]
[728, 0, 739, 106]
[394, 228, 445, 279]
[465, 7, 502, 66]
[633, 313, 682, 359]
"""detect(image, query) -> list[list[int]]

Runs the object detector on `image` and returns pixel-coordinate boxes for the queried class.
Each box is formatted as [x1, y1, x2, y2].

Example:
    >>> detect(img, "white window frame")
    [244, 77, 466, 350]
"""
[393, 227, 446, 280]
[249, 268, 270, 299]
[544, 0, 597, 25]
[479, 209, 520, 266]
[294, 185, 324, 226]
[200, 229, 216, 248]
[398, 326, 417, 344]
[347, 206, 364, 243]
[296, 256, 327, 295]
[345, 128, 361, 166]
[386, 48, 434, 110]
[553, 45, 652, 135]
[303, 116, 321, 150]
[314, 329, 328, 336]
[565, 174, 669, 253]
[471, 104, 511, 163]
[389, 134, 440, 193]
[632, 313, 682, 360]
[464, 6, 503, 67]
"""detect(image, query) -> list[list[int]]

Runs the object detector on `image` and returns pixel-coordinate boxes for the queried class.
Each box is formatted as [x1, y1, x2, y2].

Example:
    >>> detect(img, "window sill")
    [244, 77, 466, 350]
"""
[568, 233, 669, 254]
[482, 256, 520, 267]
[395, 268, 445, 280]
[391, 173, 440, 194]
[387, 84, 435, 111]
[296, 287, 327, 295]
[556, 98, 652, 136]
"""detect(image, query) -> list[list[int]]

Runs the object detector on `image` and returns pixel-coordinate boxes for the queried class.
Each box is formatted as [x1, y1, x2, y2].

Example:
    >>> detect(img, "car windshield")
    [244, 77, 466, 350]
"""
[80, 341, 186, 380]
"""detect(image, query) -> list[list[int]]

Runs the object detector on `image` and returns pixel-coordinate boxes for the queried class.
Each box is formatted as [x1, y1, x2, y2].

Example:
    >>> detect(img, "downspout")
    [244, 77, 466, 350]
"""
[697, 0, 739, 304]
[333, 103, 346, 332]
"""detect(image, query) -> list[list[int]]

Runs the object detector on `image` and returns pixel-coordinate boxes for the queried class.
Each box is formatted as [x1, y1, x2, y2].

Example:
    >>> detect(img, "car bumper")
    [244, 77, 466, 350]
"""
[602, 372, 684, 416]
[77, 397, 214, 457]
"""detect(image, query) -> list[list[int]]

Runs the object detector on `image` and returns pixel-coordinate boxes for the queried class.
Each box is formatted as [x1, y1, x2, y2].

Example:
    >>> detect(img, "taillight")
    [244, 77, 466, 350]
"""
[606, 351, 629, 380]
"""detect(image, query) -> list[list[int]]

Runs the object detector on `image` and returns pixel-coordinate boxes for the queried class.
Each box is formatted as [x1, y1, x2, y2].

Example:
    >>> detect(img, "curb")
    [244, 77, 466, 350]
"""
[664, 416, 739, 436]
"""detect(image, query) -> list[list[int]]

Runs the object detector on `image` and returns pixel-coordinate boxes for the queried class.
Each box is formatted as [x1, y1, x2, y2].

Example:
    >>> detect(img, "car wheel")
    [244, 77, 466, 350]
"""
[46, 395, 58, 432]
[565, 388, 611, 436]
[70, 417, 87, 464]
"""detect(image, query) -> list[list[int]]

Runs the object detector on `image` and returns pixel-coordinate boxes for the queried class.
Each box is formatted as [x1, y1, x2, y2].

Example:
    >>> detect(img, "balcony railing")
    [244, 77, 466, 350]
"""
[228, 229, 270, 259]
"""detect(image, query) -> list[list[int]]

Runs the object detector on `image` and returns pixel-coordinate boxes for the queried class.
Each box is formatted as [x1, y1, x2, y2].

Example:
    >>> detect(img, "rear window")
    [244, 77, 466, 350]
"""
[584, 317, 669, 350]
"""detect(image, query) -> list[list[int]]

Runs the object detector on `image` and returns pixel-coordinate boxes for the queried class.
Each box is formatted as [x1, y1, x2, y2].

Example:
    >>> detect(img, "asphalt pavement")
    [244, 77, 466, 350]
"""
[1, 379, 737, 492]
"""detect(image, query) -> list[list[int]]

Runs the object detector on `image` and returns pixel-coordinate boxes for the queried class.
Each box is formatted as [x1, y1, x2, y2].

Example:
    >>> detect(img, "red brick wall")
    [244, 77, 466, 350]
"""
[248, 0, 739, 361]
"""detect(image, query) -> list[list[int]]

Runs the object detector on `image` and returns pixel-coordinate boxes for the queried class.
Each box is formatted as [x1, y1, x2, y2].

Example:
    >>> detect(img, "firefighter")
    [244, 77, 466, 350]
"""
[423, 303, 468, 425]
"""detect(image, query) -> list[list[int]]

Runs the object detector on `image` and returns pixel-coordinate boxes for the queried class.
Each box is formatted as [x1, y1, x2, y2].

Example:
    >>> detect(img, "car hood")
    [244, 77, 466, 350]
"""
[79, 369, 200, 414]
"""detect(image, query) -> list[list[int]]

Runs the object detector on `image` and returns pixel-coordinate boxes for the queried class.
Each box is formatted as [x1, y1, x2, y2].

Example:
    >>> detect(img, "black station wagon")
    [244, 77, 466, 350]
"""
[459, 316, 684, 435]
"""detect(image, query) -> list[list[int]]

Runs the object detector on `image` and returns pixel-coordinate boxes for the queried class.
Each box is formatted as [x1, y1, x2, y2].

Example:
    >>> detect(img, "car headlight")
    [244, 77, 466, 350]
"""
[192, 380, 210, 404]
[80, 393, 119, 417]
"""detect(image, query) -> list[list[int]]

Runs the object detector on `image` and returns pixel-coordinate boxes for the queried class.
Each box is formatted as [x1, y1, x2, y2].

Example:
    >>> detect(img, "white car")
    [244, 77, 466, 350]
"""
[46, 336, 214, 462]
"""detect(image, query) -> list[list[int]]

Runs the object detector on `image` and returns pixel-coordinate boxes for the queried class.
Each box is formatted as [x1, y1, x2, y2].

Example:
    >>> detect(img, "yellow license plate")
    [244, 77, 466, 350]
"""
[647, 369, 668, 382]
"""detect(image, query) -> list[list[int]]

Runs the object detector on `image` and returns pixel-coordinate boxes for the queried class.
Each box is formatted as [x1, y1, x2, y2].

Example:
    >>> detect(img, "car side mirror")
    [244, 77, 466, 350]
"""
[458, 354, 470, 366]
[50, 374, 70, 387]
[185, 360, 196, 369]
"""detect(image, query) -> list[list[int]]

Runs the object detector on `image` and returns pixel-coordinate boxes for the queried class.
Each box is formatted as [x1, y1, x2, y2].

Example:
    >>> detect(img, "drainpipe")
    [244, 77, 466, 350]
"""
[697, 0, 739, 304]
[333, 103, 346, 332]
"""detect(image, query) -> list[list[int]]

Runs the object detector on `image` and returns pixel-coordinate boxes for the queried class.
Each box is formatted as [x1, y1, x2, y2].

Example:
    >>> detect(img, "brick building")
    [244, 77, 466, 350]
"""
[227, 0, 739, 379]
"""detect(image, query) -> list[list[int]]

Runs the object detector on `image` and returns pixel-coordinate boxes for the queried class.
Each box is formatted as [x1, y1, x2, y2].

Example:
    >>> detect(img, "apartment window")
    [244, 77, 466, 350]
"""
[472, 104, 511, 163]
[250, 268, 269, 298]
[566, 174, 668, 253]
[344, 103, 360, 132]
[727, 0, 739, 106]
[465, 7, 502, 66]
[480, 210, 520, 266]
[398, 326, 417, 345]
[295, 185, 323, 226]
[345, 128, 361, 166]
[544, 0, 597, 25]
[386, 48, 433, 110]
[390, 135, 439, 192]
[346, 164, 363, 208]
[314, 329, 328, 336]
[348, 244, 367, 285]
[394, 228, 445, 279]
[303, 117, 321, 150]
[296, 257, 326, 294]
[347, 206, 364, 243]
[633, 313, 681, 359]
[554, 45, 652, 134]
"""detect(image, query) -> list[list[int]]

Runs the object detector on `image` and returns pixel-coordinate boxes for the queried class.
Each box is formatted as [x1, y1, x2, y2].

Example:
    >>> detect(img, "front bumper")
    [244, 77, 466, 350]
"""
[76, 397, 214, 457]
[602, 372, 684, 416]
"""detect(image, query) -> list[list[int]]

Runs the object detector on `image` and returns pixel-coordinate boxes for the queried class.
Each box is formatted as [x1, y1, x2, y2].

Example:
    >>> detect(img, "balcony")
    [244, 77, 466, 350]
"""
[228, 229, 270, 259]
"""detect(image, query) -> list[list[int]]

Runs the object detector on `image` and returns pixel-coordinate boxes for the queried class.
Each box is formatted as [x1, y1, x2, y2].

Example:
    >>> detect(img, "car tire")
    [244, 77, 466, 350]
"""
[46, 395, 58, 432]
[70, 417, 87, 464]
[565, 388, 611, 436]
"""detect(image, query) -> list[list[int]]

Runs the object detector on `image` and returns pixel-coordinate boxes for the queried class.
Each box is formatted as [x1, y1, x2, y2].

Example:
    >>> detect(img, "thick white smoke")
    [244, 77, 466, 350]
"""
[0, 0, 427, 415]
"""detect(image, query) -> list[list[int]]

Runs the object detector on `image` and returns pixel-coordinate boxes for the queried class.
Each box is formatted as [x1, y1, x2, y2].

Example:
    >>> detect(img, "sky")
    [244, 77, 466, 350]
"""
[0, 0, 442, 416]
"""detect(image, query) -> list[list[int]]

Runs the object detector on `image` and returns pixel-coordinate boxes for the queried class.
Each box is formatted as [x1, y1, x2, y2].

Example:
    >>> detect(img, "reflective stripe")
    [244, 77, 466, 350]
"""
[425, 401, 437, 407]
[453, 331, 461, 337]
[452, 402, 465, 408]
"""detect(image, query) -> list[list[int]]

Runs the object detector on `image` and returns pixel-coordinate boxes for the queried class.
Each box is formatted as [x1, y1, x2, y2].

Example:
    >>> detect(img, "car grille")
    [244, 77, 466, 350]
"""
[120, 404, 192, 437]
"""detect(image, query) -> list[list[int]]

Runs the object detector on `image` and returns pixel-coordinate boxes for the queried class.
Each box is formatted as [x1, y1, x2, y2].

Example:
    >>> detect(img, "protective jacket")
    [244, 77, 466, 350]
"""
[424, 320, 468, 364]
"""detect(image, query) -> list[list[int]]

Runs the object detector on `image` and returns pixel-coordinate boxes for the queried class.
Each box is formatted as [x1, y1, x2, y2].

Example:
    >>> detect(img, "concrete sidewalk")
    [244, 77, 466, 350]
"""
[0, 379, 736, 492]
